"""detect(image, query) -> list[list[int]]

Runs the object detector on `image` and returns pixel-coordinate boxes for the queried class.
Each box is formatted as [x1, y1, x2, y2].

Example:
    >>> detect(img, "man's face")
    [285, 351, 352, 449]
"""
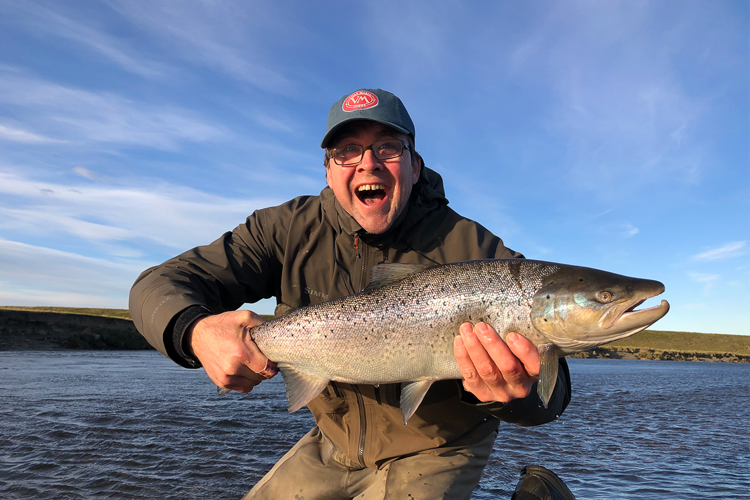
[326, 122, 421, 234]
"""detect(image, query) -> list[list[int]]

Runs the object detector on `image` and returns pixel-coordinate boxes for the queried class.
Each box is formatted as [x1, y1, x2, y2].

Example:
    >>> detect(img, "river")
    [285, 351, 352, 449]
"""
[0, 352, 748, 499]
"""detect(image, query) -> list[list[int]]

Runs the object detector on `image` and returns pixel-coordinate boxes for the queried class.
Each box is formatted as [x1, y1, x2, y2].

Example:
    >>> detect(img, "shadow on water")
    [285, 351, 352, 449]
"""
[0, 353, 748, 499]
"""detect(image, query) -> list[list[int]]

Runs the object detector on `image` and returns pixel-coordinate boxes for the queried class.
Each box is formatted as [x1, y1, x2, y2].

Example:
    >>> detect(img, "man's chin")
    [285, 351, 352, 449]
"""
[354, 212, 394, 235]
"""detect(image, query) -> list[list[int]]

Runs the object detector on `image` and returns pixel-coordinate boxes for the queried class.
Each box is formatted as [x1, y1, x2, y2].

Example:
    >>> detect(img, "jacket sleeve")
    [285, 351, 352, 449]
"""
[128, 206, 287, 367]
[459, 357, 571, 425]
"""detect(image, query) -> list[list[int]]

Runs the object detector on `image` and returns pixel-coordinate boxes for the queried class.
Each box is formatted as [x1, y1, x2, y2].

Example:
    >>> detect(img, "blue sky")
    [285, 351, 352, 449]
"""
[0, 1, 747, 335]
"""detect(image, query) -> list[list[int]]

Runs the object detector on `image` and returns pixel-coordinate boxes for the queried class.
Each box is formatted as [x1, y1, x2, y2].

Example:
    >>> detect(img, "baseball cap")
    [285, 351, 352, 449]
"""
[321, 88, 415, 148]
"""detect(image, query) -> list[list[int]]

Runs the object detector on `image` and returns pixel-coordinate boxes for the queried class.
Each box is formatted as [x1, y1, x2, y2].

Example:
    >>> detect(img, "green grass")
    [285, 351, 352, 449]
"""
[0, 306, 277, 322]
[0, 306, 132, 320]
[604, 329, 750, 356]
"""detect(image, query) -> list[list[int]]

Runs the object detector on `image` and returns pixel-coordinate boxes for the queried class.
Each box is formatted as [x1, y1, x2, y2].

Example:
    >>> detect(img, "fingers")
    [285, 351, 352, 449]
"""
[188, 310, 276, 394]
[454, 323, 539, 403]
[505, 332, 540, 378]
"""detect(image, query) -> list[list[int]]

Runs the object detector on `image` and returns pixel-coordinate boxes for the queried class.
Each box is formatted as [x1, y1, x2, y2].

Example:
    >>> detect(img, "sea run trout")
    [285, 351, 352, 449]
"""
[239, 259, 669, 423]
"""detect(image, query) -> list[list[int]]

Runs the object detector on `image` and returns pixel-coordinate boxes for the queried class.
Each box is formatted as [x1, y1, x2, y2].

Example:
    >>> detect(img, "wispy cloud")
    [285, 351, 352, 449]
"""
[505, 1, 709, 197]
[0, 237, 145, 307]
[0, 69, 229, 150]
[692, 241, 747, 262]
[0, 122, 65, 144]
[0, 237, 142, 284]
[2, 1, 167, 78]
[0, 170, 284, 252]
[72, 167, 100, 180]
[688, 271, 720, 295]
[106, 0, 296, 94]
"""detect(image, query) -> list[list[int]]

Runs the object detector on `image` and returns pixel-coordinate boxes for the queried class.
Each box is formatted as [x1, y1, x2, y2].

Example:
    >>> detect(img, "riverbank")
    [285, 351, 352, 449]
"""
[0, 308, 149, 350]
[1, 306, 748, 361]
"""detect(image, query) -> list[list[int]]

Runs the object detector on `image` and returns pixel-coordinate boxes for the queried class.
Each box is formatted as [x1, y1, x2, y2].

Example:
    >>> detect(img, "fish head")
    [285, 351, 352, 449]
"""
[530, 266, 670, 354]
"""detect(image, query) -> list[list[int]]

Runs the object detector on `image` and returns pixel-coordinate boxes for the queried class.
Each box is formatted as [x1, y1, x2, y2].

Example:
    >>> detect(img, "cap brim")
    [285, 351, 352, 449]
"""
[321, 118, 411, 148]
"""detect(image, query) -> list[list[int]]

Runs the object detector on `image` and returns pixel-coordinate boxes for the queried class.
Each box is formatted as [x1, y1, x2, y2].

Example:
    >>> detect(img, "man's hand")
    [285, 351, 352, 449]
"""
[454, 322, 540, 403]
[186, 310, 277, 394]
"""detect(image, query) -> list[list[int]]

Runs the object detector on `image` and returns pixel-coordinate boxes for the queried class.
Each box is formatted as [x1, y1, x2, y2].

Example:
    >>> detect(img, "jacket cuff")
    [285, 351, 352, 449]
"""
[171, 305, 211, 368]
[456, 358, 572, 426]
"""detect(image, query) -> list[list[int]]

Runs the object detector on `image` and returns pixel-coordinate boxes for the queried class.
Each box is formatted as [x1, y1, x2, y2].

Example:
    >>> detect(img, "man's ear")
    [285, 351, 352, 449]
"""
[411, 152, 422, 184]
[325, 163, 332, 188]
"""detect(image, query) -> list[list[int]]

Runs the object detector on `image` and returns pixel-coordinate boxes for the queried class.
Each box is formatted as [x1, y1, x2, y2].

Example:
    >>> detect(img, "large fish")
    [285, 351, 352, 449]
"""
[245, 259, 669, 423]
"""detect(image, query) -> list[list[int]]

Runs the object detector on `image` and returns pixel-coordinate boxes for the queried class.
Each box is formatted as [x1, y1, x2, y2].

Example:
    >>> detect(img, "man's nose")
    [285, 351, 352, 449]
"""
[357, 149, 382, 172]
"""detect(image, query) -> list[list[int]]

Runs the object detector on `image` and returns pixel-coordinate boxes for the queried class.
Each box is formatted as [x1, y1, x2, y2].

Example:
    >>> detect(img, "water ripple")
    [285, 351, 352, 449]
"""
[0, 353, 748, 499]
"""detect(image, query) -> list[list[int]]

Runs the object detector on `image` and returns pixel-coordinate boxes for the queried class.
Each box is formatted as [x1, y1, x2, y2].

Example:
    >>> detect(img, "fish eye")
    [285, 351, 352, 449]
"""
[598, 291, 614, 302]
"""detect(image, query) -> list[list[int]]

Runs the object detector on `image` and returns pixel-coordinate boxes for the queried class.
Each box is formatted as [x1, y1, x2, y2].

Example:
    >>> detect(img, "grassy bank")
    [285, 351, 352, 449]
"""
[0, 306, 133, 320]
[1, 306, 747, 361]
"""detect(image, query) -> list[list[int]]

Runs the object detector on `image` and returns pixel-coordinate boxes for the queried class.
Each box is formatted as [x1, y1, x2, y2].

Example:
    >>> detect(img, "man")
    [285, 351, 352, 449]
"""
[130, 88, 571, 499]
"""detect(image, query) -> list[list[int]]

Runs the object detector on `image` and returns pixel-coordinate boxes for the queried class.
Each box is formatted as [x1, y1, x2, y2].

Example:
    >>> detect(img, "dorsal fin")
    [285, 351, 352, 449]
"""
[365, 263, 435, 292]
[274, 303, 296, 317]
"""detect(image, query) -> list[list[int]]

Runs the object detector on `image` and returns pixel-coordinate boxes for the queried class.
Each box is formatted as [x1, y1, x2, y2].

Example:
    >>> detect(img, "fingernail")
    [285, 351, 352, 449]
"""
[460, 323, 473, 336]
[507, 332, 519, 344]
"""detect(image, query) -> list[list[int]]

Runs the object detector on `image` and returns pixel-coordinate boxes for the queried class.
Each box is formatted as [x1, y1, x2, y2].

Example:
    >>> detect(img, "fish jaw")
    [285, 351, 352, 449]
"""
[531, 267, 670, 354]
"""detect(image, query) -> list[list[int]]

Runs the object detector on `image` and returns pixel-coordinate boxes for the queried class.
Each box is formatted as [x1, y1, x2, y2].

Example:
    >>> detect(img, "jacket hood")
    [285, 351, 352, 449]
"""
[321, 165, 449, 245]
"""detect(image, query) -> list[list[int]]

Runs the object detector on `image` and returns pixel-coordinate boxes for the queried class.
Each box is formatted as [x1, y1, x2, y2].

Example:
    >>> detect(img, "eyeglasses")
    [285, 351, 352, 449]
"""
[330, 139, 410, 166]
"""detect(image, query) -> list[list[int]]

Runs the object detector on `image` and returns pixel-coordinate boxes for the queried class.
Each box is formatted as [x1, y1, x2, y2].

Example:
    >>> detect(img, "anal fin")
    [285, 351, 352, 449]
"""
[400, 380, 434, 425]
[536, 343, 561, 409]
[278, 363, 329, 413]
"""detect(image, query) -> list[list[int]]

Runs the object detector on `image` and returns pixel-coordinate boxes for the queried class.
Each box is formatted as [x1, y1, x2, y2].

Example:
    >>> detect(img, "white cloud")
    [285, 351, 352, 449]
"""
[692, 241, 747, 262]
[688, 272, 720, 296]
[0, 69, 229, 150]
[106, 0, 296, 94]
[621, 223, 639, 238]
[72, 167, 99, 180]
[0, 237, 145, 307]
[0, 123, 65, 144]
[3, 1, 167, 78]
[0, 170, 283, 251]
[689, 272, 720, 283]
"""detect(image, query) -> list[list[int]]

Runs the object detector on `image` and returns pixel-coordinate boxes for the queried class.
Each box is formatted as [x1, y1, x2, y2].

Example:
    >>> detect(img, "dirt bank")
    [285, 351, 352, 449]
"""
[0, 309, 151, 350]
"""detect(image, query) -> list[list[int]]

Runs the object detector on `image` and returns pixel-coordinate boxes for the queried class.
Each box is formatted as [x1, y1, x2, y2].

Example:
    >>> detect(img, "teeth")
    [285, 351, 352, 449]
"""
[357, 184, 386, 192]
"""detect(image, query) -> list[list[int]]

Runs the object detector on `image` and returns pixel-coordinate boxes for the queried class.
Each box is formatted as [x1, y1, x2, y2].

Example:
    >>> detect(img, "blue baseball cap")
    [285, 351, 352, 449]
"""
[321, 88, 415, 148]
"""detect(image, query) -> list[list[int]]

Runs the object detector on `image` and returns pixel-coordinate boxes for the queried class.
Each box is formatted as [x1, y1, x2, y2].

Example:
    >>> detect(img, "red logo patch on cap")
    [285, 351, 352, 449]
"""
[342, 90, 379, 112]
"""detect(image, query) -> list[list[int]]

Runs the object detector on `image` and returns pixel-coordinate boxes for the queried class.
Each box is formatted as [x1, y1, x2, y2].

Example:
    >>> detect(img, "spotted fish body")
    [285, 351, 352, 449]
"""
[249, 259, 669, 423]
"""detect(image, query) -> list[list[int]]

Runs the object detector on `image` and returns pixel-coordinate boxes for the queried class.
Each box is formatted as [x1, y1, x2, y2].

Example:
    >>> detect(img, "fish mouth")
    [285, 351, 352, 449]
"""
[602, 291, 670, 331]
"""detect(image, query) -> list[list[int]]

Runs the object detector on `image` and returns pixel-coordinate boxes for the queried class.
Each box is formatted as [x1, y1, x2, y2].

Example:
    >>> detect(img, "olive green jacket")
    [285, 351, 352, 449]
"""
[129, 167, 570, 469]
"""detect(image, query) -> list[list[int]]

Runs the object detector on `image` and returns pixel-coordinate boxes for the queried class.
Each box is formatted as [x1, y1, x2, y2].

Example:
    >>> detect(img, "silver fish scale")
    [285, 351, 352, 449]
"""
[250, 260, 559, 385]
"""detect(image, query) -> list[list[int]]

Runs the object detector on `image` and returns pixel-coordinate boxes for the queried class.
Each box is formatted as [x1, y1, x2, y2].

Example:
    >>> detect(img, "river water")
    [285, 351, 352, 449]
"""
[0, 351, 748, 499]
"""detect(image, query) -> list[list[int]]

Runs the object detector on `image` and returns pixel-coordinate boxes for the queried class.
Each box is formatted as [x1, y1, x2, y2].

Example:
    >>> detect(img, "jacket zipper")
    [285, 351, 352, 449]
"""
[354, 385, 367, 467]
[353, 233, 369, 467]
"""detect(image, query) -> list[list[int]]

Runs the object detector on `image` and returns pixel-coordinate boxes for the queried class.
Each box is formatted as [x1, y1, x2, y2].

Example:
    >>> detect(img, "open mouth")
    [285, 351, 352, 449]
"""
[356, 184, 387, 206]
[620, 298, 670, 320]
[605, 296, 670, 330]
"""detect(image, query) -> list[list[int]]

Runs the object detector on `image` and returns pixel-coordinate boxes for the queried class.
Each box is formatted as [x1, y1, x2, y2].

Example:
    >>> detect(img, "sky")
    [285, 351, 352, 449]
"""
[0, 0, 747, 336]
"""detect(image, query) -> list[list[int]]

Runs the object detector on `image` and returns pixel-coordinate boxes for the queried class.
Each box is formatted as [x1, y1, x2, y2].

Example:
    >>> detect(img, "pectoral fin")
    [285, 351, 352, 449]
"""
[536, 343, 561, 409]
[400, 380, 434, 425]
[278, 363, 329, 412]
[365, 263, 435, 291]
